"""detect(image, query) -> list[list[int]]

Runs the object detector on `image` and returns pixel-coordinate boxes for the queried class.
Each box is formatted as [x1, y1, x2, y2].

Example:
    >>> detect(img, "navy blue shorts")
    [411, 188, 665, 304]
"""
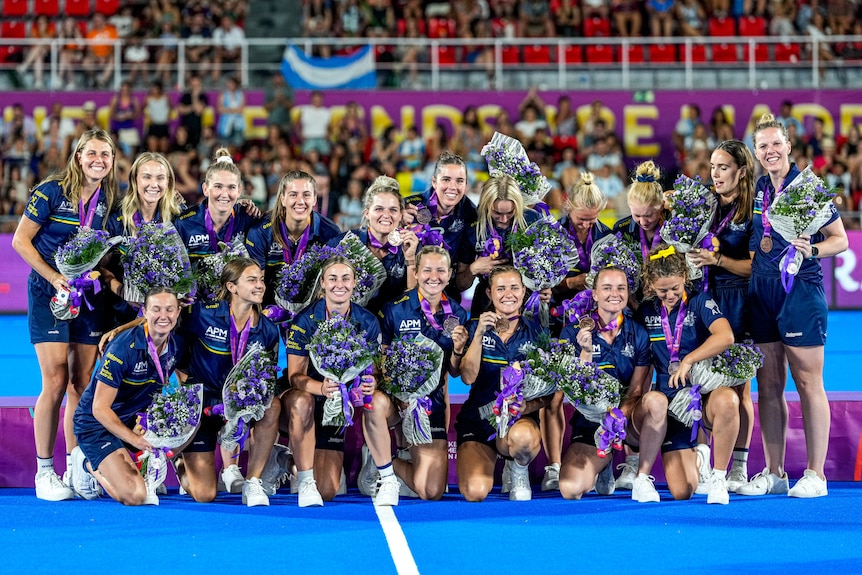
[314, 395, 346, 452]
[569, 411, 600, 447]
[76, 425, 132, 471]
[661, 414, 698, 454]
[713, 285, 750, 341]
[455, 410, 539, 449]
[185, 391, 224, 453]
[28, 271, 107, 345]
[749, 274, 827, 347]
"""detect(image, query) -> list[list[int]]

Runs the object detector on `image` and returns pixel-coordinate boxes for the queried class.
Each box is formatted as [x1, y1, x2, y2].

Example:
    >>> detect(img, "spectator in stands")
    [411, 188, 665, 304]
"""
[553, 0, 583, 36]
[370, 125, 400, 175]
[57, 17, 85, 90]
[304, 0, 334, 57]
[553, 95, 578, 140]
[145, 81, 171, 154]
[521, 0, 556, 36]
[590, 156, 626, 214]
[515, 104, 549, 146]
[108, 82, 143, 157]
[777, 100, 805, 138]
[647, 0, 675, 36]
[299, 91, 333, 157]
[334, 100, 368, 150]
[583, 0, 612, 19]
[807, 117, 829, 159]
[216, 76, 246, 148]
[37, 117, 69, 176]
[425, 122, 449, 168]
[807, 11, 836, 68]
[684, 122, 713, 157]
[212, 14, 246, 84]
[825, 0, 853, 35]
[398, 125, 426, 173]
[178, 74, 209, 147]
[335, 0, 363, 37]
[613, 0, 643, 37]
[181, 11, 214, 82]
[153, 19, 180, 88]
[334, 177, 365, 231]
[394, 17, 428, 89]
[123, 32, 152, 88]
[1, 103, 37, 152]
[675, 0, 706, 36]
[16, 15, 55, 90]
[709, 106, 733, 141]
[83, 13, 120, 89]
[526, 126, 555, 166]
[453, 106, 487, 173]
[768, 0, 797, 36]
[364, 0, 397, 36]
[672, 103, 702, 155]
[490, 0, 520, 38]
[264, 72, 294, 138]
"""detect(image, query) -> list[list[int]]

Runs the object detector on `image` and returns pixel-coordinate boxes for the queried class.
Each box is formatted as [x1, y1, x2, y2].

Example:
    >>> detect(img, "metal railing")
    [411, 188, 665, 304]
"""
[2, 34, 861, 91]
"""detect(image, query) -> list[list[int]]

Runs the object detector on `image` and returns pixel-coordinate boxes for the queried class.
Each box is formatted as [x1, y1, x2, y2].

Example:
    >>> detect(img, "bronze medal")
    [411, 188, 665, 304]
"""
[760, 236, 773, 253]
[578, 317, 596, 331]
[443, 316, 460, 336]
[387, 229, 403, 247]
[668, 360, 680, 375]
[416, 208, 433, 225]
[494, 317, 510, 333]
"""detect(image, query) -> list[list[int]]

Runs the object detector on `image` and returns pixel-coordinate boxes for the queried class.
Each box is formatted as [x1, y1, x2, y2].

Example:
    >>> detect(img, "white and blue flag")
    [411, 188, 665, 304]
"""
[281, 45, 377, 90]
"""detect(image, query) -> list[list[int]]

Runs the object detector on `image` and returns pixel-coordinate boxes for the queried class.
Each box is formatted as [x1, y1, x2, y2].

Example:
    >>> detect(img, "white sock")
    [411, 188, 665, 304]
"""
[36, 457, 54, 475]
[731, 449, 749, 475]
[512, 461, 529, 476]
[297, 469, 314, 483]
[714, 469, 727, 479]
[377, 462, 395, 478]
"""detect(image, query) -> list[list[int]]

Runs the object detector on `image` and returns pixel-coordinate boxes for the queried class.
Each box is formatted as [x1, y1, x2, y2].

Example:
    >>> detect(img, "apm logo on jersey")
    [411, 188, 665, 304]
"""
[187, 234, 211, 249]
[482, 335, 496, 350]
[133, 360, 149, 374]
[399, 319, 422, 332]
[205, 325, 228, 342]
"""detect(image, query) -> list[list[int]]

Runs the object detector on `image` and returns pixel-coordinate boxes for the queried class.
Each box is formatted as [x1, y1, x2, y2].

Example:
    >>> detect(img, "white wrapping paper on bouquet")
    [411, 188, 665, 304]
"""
[385, 334, 444, 446]
[217, 342, 277, 452]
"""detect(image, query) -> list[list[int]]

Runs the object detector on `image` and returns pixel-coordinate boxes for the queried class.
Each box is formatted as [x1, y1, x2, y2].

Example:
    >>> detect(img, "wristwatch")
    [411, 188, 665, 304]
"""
[809, 245, 819, 259]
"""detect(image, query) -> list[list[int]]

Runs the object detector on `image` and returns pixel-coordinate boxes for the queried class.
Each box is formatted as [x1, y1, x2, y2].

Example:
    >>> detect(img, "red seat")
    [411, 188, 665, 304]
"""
[435, 45, 457, 66]
[65, 0, 91, 17]
[33, 0, 60, 15]
[649, 43, 677, 63]
[94, 0, 120, 16]
[563, 44, 583, 63]
[586, 44, 616, 63]
[775, 42, 802, 63]
[1, 0, 28, 17]
[683, 43, 708, 63]
[501, 45, 520, 64]
[708, 16, 736, 37]
[583, 17, 611, 37]
[623, 44, 644, 63]
[738, 15, 767, 36]
[523, 45, 551, 64]
[712, 43, 739, 62]
[744, 43, 770, 62]
[427, 17, 455, 38]
[1, 20, 27, 39]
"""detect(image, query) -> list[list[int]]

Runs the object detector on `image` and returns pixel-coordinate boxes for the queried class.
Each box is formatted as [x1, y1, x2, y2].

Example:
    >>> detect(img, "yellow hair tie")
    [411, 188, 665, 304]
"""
[649, 245, 676, 260]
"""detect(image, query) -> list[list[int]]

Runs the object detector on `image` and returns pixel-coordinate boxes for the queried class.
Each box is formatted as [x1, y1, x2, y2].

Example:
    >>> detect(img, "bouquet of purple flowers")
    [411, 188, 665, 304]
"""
[507, 219, 579, 323]
[381, 333, 444, 445]
[660, 175, 717, 280]
[271, 243, 340, 322]
[586, 232, 641, 293]
[481, 131, 551, 205]
[195, 236, 250, 302]
[307, 313, 377, 428]
[137, 382, 203, 491]
[123, 222, 195, 305]
[51, 227, 122, 320]
[766, 166, 837, 292]
[216, 342, 278, 452]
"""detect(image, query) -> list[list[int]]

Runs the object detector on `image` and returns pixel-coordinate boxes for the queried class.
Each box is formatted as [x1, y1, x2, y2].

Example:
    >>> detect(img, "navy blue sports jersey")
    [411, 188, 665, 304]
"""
[173, 200, 259, 263]
[709, 201, 752, 291]
[557, 215, 612, 277]
[404, 189, 478, 267]
[635, 290, 724, 398]
[73, 324, 185, 434]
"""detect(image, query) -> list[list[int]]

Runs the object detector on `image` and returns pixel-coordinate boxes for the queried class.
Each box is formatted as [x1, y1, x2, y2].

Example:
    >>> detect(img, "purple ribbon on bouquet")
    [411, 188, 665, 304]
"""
[413, 224, 449, 250]
[69, 274, 101, 310]
[524, 289, 542, 318]
[336, 381, 355, 427]
[263, 305, 293, 324]
[533, 202, 551, 219]
[550, 290, 592, 325]
[596, 407, 627, 458]
[230, 419, 250, 455]
[685, 384, 703, 441]
[204, 404, 225, 417]
[489, 364, 525, 440]
[412, 396, 433, 442]
[348, 365, 375, 411]
[482, 237, 503, 259]
[775, 244, 799, 293]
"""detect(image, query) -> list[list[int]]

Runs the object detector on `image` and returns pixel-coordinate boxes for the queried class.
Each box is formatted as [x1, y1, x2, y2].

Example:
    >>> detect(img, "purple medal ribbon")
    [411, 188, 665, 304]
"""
[419, 293, 454, 331]
[568, 220, 594, 271]
[368, 231, 398, 255]
[659, 296, 687, 370]
[428, 192, 448, 222]
[68, 274, 101, 310]
[489, 363, 525, 440]
[229, 312, 252, 365]
[204, 208, 236, 252]
[760, 186, 773, 245]
[700, 204, 737, 291]
[596, 407, 627, 458]
[638, 225, 662, 264]
[78, 188, 100, 228]
[685, 384, 704, 441]
[594, 312, 623, 333]
[280, 220, 311, 265]
[550, 290, 593, 325]
[144, 323, 171, 386]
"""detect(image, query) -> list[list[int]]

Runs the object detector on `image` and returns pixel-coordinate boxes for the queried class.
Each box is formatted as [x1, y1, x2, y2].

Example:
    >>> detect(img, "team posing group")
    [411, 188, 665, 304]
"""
[12, 111, 847, 508]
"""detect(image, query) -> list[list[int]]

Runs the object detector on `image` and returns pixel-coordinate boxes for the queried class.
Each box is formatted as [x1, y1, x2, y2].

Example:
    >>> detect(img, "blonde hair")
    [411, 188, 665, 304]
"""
[568, 172, 607, 211]
[476, 175, 527, 244]
[204, 148, 243, 188]
[753, 112, 789, 142]
[38, 128, 118, 222]
[641, 244, 690, 289]
[121, 152, 181, 235]
[627, 160, 664, 209]
[317, 255, 357, 300]
[361, 175, 403, 228]
[271, 170, 317, 250]
[415, 245, 451, 273]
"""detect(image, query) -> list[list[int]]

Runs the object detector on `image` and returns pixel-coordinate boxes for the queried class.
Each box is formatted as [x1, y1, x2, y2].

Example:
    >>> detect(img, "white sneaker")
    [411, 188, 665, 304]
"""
[358, 444, 379, 497]
[374, 475, 400, 507]
[70, 447, 101, 500]
[726, 466, 748, 492]
[707, 473, 729, 505]
[242, 477, 270, 507]
[298, 478, 324, 507]
[788, 469, 828, 498]
[501, 459, 514, 494]
[509, 470, 532, 501]
[337, 468, 347, 496]
[260, 444, 292, 496]
[615, 455, 638, 490]
[694, 444, 712, 495]
[736, 467, 789, 496]
[541, 463, 560, 492]
[220, 464, 244, 494]
[35, 470, 74, 501]
[632, 473, 660, 503]
[595, 461, 616, 495]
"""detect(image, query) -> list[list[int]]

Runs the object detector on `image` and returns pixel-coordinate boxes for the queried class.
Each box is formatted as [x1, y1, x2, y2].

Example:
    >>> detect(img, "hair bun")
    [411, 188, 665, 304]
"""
[216, 155, 234, 165]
